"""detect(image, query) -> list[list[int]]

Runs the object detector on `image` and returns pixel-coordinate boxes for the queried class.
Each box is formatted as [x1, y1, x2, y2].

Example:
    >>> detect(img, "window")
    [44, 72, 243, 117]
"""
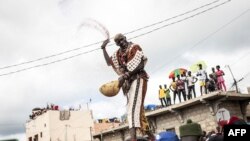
[40, 132, 43, 138]
[29, 137, 32, 141]
[34, 134, 38, 141]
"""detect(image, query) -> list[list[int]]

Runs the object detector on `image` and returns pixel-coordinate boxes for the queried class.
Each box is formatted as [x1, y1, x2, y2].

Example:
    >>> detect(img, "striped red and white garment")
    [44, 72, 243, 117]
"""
[110, 43, 150, 132]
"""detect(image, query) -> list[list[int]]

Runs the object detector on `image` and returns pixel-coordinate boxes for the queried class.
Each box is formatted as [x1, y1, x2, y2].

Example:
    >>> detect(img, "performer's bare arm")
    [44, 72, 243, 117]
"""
[101, 39, 111, 66]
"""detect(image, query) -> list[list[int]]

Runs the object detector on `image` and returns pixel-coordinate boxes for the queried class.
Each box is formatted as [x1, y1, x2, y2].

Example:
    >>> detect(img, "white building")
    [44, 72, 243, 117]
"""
[26, 110, 94, 141]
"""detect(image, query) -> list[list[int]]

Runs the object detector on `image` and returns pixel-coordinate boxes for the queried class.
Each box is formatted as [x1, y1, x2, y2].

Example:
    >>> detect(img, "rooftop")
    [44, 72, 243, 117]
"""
[93, 91, 250, 136]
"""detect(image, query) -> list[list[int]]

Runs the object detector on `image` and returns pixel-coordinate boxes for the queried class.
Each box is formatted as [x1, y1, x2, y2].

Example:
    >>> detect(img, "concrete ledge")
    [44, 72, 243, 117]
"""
[93, 91, 250, 137]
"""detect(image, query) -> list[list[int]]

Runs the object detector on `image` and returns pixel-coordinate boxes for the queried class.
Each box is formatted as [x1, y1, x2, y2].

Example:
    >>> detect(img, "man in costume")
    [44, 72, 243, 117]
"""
[101, 33, 155, 141]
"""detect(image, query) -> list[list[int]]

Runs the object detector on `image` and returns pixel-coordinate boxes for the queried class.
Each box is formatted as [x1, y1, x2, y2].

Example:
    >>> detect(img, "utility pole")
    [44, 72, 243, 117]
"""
[225, 65, 243, 93]
[65, 124, 70, 141]
[90, 126, 93, 141]
[226, 65, 238, 93]
[86, 98, 92, 110]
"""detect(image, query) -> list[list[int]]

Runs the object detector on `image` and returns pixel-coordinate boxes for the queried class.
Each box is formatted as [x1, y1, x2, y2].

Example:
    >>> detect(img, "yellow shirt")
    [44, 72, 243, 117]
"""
[159, 88, 166, 98]
[171, 82, 177, 90]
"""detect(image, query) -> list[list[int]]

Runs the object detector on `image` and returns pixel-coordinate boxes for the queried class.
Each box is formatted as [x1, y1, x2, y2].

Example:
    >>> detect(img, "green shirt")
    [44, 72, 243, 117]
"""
[165, 88, 170, 98]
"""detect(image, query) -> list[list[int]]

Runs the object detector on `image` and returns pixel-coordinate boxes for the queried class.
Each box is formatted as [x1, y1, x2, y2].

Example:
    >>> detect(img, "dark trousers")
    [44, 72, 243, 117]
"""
[188, 85, 196, 99]
[160, 98, 167, 107]
[178, 89, 186, 102]
[166, 98, 171, 106]
[173, 90, 180, 104]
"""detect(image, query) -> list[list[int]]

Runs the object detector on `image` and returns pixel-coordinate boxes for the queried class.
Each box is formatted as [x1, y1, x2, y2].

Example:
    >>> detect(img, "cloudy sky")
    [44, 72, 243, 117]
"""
[0, 0, 250, 140]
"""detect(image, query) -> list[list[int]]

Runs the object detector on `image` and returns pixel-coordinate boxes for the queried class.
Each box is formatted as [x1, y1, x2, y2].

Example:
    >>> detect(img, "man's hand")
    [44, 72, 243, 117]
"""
[101, 39, 110, 49]
[118, 75, 125, 88]
[118, 73, 130, 87]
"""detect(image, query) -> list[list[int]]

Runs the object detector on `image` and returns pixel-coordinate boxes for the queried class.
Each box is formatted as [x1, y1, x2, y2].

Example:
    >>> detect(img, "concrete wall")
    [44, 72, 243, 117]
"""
[219, 101, 244, 119]
[26, 111, 50, 141]
[96, 100, 248, 141]
[26, 110, 93, 141]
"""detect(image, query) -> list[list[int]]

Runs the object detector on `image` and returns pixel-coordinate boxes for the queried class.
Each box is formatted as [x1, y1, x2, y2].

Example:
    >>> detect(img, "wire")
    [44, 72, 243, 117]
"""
[230, 49, 250, 67]
[0, 123, 24, 127]
[0, 0, 226, 71]
[0, 41, 103, 70]
[0, 0, 231, 77]
[129, 0, 230, 40]
[149, 7, 250, 74]
[0, 48, 99, 77]
[229, 71, 250, 91]
[123, 0, 221, 35]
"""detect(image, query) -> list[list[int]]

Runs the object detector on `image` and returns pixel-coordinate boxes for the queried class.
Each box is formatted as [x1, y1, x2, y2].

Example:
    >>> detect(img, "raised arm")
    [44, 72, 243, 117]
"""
[101, 39, 111, 66]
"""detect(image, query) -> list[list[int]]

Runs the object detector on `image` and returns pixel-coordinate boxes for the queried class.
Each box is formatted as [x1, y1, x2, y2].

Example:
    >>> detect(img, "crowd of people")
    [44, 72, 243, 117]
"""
[155, 116, 247, 141]
[159, 64, 226, 107]
[29, 103, 59, 120]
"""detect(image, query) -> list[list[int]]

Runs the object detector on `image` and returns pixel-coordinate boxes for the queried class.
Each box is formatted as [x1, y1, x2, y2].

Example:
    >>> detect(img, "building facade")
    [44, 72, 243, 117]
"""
[93, 91, 250, 141]
[26, 110, 94, 141]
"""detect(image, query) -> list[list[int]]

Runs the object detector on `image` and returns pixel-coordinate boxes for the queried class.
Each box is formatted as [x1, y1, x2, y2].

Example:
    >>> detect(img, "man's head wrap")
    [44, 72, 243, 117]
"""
[114, 33, 126, 43]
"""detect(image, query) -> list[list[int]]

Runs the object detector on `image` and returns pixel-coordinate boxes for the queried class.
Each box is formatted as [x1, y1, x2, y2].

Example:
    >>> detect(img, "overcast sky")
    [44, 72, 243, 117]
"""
[0, 0, 250, 140]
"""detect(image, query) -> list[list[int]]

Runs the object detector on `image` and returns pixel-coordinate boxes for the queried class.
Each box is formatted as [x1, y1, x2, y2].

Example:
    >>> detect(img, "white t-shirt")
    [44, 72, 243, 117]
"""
[187, 75, 196, 86]
[197, 69, 207, 80]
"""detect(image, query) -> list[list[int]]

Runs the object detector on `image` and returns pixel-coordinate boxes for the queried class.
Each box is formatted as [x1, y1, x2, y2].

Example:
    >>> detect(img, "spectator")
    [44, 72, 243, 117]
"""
[206, 126, 224, 141]
[201, 131, 207, 141]
[170, 77, 180, 104]
[210, 67, 218, 90]
[196, 64, 208, 95]
[216, 65, 226, 92]
[181, 71, 188, 96]
[206, 130, 216, 141]
[186, 71, 198, 99]
[206, 74, 216, 93]
[164, 84, 171, 106]
[179, 119, 202, 141]
[176, 75, 187, 102]
[159, 85, 167, 107]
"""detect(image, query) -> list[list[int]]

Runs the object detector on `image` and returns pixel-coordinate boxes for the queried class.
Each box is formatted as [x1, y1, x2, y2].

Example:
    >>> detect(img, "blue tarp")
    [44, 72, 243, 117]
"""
[145, 104, 157, 110]
[156, 131, 180, 141]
